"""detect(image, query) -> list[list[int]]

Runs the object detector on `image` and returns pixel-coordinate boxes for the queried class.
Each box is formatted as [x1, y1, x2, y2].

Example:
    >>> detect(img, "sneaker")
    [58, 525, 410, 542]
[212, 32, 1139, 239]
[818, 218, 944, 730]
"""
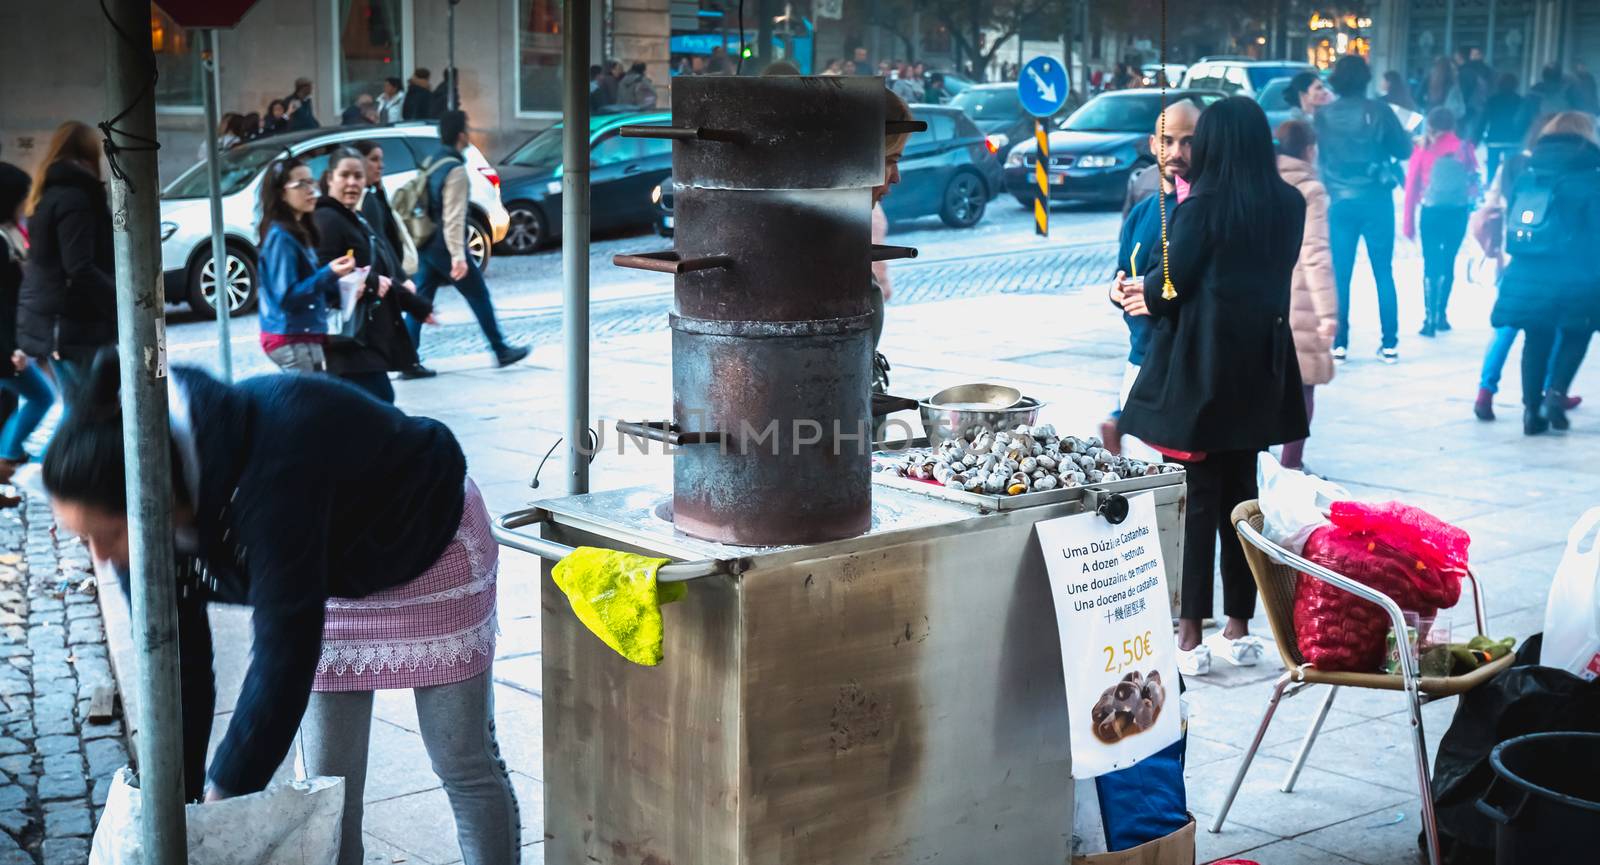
[1378, 347, 1399, 364]
[495, 345, 531, 368]
[1205, 631, 1267, 667]
[1331, 346, 1348, 363]
[398, 363, 438, 380]
[1176, 644, 1212, 677]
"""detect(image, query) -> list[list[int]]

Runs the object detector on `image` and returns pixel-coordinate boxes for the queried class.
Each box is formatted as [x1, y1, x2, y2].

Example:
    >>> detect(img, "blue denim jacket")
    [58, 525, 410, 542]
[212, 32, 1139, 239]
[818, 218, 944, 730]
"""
[256, 222, 338, 336]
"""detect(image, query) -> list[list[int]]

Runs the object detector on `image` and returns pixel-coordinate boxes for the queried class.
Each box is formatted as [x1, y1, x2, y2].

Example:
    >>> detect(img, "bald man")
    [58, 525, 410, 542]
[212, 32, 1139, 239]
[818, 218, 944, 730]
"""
[1104, 98, 1201, 456]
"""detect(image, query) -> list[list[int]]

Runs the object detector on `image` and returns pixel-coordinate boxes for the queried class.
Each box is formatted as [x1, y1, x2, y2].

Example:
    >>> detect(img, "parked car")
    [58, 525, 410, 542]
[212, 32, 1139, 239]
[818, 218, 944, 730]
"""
[1257, 76, 1298, 132]
[159, 123, 509, 315]
[654, 104, 1004, 234]
[1140, 62, 1189, 87]
[951, 83, 1044, 160]
[1003, 89, 1225, 208]
[1181, 59, 1317, 99]
[495, 112, 673, 254]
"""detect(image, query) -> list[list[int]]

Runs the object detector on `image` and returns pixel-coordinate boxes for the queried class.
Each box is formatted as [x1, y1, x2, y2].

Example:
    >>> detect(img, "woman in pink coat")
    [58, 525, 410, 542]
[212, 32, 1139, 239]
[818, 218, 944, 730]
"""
[1275, 120, 1339, 470]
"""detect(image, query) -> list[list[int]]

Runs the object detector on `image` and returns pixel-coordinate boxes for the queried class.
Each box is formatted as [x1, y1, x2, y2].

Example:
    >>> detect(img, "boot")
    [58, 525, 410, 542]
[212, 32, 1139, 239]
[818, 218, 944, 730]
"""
[1474, 387, 1495, 421]
[1524, 407, 1550, 436]
[1418, 277, 1437, 337]
[1544, 391, 1572, 431]
[1436, 276, 1453, 331]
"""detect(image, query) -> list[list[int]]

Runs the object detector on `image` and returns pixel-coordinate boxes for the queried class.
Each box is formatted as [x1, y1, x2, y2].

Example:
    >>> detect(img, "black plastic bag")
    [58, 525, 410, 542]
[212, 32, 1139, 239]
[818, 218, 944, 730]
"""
[1430, 634, 1600, 864]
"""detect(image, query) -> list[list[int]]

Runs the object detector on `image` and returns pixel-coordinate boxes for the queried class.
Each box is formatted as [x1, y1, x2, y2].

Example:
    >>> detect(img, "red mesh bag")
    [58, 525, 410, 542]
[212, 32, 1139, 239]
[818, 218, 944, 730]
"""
[1292, 502, 1471, 672]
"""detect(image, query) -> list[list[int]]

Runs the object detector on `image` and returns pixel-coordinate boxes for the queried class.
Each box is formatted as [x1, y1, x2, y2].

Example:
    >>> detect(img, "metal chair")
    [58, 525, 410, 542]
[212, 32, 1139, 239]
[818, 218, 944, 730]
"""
[1211, 501, 1517, 865]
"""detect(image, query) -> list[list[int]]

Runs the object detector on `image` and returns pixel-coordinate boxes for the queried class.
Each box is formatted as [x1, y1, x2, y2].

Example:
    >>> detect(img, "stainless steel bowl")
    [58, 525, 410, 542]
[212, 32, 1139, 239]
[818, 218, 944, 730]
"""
[919, 397, 1045, 447]
[926, 382, 1024, 411]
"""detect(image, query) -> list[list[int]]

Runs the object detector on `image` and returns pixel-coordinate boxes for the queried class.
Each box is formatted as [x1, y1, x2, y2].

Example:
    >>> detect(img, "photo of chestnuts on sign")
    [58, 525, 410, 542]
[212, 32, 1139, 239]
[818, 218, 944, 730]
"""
[1090, 670, 1165, 744]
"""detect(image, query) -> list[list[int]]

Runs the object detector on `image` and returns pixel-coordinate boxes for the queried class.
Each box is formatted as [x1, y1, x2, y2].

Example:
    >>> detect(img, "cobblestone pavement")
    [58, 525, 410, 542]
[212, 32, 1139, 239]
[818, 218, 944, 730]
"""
[0, 498, 127, 865]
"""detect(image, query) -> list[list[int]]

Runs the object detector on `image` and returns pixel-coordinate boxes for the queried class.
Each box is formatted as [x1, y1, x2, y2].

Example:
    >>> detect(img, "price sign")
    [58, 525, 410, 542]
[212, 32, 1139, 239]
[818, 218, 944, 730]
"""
[1037, 495, 1180, 777]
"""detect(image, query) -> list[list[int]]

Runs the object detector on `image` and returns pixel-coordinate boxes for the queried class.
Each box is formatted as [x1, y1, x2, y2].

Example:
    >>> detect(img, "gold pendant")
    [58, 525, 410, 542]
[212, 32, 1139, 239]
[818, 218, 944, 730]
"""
[1161, 280, 1177, 301]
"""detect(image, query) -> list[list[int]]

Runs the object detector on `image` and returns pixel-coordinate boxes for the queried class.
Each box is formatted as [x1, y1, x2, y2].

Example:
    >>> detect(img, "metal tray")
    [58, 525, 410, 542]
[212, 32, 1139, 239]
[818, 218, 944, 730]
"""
[870, 451, 1185, 512]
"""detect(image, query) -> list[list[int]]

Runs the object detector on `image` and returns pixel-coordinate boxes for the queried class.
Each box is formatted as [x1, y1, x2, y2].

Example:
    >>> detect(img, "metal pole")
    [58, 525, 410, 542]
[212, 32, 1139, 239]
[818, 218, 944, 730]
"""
[105, 0, 185, 861]
[201, 29, 232, 383]
[1444, 0, 1456, 59]
[563, 0, 591, 494]
[448, 0, 459, 111]
[1485, 0, 1498, 66]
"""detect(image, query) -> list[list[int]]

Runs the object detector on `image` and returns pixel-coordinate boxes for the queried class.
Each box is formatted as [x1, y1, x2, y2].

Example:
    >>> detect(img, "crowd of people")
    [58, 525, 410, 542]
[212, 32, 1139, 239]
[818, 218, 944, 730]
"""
[1100, 53, 1600, 673]
[589, 60, 660, 112]
[200, 68, 463, 159]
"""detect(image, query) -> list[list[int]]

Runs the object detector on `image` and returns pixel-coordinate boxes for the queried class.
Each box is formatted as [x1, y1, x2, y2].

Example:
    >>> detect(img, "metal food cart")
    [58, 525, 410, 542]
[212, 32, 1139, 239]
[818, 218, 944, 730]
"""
[492, 72, 1188, 864]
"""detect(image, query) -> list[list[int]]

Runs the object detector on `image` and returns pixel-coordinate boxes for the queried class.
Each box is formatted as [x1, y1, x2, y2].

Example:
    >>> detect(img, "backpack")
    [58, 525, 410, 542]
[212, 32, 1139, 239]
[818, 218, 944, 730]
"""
[1423, 145, 1478, 208]
[391, 155, 461, 248]
[1505, 167, 1563, 257]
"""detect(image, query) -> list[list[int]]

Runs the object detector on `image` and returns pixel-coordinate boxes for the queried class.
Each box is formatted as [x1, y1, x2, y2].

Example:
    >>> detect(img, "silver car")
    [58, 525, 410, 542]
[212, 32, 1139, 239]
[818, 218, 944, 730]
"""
[159, 123, 510, 315]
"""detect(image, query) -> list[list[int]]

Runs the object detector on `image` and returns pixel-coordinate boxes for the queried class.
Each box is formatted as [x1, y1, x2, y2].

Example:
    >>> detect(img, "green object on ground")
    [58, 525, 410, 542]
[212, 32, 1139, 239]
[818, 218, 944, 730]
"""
[551, 546, 687, 666]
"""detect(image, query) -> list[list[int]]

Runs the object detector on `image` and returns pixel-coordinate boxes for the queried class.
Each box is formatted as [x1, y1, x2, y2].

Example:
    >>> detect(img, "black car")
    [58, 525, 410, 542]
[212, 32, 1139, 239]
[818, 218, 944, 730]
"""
[1003, 89, 1225, 208]
[495, 112, 672, 253]
[652, 104, 1003, 234]
[950, 83, 1079, 160]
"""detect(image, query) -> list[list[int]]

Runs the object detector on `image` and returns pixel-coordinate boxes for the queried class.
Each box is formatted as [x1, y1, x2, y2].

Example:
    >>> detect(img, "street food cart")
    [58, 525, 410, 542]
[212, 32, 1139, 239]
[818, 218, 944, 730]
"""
[493, 75, 1187, 864]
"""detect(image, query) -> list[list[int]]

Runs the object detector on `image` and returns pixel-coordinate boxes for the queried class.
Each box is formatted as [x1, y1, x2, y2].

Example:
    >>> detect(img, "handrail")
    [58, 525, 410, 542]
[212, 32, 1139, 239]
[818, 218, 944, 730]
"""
[493, 506, 744, 583]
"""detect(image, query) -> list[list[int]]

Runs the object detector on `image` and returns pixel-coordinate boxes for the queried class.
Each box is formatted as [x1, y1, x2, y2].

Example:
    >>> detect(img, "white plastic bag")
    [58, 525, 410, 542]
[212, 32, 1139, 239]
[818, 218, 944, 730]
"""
[1257, 453, 1350, 554]
[1542, 507, 1600, 681]
[89, 767, 344, 865]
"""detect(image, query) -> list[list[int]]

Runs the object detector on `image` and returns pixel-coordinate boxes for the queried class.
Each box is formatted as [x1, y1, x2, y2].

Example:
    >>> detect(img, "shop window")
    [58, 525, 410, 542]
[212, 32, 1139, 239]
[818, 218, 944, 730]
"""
[337, 0, 404, 110]
[151, 4, 202, 108]
[519, 0, 563, 114]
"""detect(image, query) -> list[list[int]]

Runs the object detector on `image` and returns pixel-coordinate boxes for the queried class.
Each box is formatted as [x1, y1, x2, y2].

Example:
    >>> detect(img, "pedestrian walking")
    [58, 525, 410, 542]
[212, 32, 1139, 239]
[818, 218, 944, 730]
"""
[406, 112, 529, 371]
[1314, 55, 1413, 363]
[376, 77, 405, 124]
[402, 68, 434, 120]
[342, 94, 378, 126]
[1426, 56, 1465, 116]
[1469, 109, 1582, 421]
[241, 111, 263, 141]
[285, 77, 320, 130]
[43, 352, 521, 864]
[1483, 73, 1525, 181]
[1517, 64, 1574, 136]
[1489, 112, 1600, 435]
[17, 121, 116, 401]
[312, 149, 434, 403]
[1105, 99, 1200, 460]
[354, 140, 419, 281]
[617, 62, 658, 108]
[0, 163, 54, 491]
[262, 99, 290, 137]
[255, 157, 356, 373]
[1274, 121, 1337, 473]
[1381, 69, 1418, 111]
[1118, 96, 1308, 675]
[924, 72, 951, 104]
[890, 64, 921, 104]
[852, 47, 872, 75]
[1403, 107, 1479, 336]
[588, 65, 609, 111]
[1283, 71, 1332, 121]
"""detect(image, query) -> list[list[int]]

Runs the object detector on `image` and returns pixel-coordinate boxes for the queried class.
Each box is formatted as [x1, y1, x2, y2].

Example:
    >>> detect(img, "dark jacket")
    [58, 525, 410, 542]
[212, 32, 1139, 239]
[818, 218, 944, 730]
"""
[1313, 95, 1413, 201]
[1118, 185, 1310, 453]
[168, 365, 467, 795]
[1492, 134, 1600, 332]
[361, 183, 407, 264]
[0, 229, 22, 376]
[1483, 91, 1526, 146]
[311, 196, 431, 373]
[285, 93, 320, 131]
[17, 162, 116, 359]
[1113, 189, 1176, 366]
[402, 82, 433, 120]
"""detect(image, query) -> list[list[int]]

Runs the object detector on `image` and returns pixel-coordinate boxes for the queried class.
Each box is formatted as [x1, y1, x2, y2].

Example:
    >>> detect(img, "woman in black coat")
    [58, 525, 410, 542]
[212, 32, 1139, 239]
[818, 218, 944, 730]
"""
[1489, 112, 1600, 434]
[1119, 96, 1309, 675]
[17, 122, 116, 398]
[312, 148, 433, 402]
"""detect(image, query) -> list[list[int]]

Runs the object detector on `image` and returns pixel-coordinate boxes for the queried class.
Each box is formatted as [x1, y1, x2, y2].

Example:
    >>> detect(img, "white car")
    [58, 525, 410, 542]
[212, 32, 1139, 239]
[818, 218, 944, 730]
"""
[159, 123, 510, 315]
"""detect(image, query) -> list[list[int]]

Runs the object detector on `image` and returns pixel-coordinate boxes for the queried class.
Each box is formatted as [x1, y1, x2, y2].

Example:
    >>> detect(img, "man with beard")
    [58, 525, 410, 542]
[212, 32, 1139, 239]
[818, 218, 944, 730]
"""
[1104, 99, 1200, 457]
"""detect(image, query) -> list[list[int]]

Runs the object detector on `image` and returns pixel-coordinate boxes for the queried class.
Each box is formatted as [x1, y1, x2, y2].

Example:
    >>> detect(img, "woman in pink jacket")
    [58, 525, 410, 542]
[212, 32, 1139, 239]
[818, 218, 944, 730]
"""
[1403, 107, 1480, 336]
[1275, 120, 1338, 471]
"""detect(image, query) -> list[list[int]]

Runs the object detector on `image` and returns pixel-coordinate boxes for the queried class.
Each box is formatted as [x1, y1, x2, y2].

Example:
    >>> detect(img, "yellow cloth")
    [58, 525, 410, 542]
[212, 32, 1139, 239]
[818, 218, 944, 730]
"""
[551, 547, 686, 666]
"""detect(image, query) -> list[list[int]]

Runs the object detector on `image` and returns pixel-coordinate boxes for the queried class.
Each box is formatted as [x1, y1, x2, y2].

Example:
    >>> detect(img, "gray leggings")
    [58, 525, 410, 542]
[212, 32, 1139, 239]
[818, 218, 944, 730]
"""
[299, 670, 521, 865]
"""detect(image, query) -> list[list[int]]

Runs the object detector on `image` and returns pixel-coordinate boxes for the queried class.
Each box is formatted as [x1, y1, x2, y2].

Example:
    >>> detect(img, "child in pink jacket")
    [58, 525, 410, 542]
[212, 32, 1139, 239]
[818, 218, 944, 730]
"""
[1403, 107, 1480, 336]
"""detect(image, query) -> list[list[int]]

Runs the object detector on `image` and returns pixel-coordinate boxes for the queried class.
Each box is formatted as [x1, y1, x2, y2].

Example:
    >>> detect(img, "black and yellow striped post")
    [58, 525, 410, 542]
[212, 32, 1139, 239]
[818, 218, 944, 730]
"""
[1034, 119, 1049, 236]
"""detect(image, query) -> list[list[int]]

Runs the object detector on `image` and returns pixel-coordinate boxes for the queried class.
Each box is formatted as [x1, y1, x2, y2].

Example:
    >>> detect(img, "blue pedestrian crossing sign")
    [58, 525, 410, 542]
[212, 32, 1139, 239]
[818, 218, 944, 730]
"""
[1018, 56, 1069, 118]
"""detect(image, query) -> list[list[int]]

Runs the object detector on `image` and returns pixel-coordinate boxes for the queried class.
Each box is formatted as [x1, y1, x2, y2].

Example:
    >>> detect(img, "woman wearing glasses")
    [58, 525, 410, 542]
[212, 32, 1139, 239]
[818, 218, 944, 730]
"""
[256, 157, 355, 372]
